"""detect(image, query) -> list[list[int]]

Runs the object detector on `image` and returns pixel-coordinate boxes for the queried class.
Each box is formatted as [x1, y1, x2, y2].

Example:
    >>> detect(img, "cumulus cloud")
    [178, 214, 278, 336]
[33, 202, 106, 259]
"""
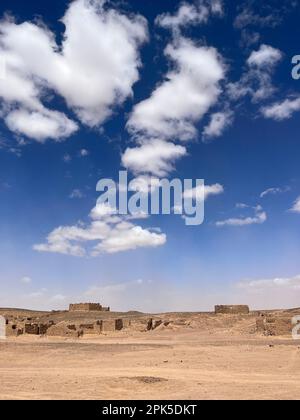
[124, 36, 225, 175]
[0, 0, 148, 141]
[5, 108, 78, 142]
[247, 44, 282, 68]
[155, 0, 223, 31]
[33, 202, 166, 256]
[261, 97, 300, 121]
[122, 139, 186, 177]
[216, 205, 267, 227]
[228, 44, 282, 103]
[289, 196, 300, 214]
[184, 183, 224, 200]
[127, 38, 224, 142]
[202, 110, 233, 140]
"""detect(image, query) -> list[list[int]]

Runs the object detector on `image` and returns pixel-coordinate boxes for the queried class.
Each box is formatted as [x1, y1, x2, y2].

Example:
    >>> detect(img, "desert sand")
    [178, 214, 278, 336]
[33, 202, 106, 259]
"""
[0, 308, 300, 400]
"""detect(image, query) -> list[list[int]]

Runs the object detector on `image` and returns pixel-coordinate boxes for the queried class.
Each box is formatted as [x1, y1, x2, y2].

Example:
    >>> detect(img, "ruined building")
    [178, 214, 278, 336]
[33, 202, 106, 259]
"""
[69, 303, 110, 312]
[215, 305, 250, 315]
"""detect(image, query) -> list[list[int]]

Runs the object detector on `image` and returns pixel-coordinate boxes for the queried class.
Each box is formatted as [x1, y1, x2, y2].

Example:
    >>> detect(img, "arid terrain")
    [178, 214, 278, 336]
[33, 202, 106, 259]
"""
[0, 307, 300, 400]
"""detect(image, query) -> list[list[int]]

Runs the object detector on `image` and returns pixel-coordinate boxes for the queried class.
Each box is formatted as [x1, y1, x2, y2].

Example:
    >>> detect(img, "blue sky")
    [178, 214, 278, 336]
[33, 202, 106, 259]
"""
[0, 0, 300, 312]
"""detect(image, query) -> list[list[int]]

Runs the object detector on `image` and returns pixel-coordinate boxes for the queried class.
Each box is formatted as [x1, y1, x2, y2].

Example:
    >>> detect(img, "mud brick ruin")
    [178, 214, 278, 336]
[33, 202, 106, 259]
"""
[69, 303, 110, 312]
[256, 314, 292, 336]
[1, 302, 296, 339]
[215, 305, 250, 315]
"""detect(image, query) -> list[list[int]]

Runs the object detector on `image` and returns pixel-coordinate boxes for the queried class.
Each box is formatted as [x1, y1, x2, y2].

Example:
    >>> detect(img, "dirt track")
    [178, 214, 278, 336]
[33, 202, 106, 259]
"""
[1, 329, 300, 400]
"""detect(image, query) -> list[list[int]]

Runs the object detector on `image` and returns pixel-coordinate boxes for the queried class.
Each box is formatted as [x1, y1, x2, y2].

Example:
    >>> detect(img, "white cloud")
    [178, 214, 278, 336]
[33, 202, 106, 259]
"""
[124, 36, 225, 176]
[79, 148, 89, 157]
[237, 274, 300, 292]
[202, 110, 233, 140]
[5, 108, 78, 142]
[122, 139, 186, 176]
[69, 189, 84, 199]
[20, 276, 32, 284]
[216, 205, 267, 227]
[34, 202, 166, 256]
[0, 0, 148, 141]
[239, 29, 260, 48]
[234, 1, 296, 30]
[247, 44, 282, 67]
[236, 203, 249, 209]
[261, 97, 300, 121]
[92, 224, 166, 255]
[290, 196, 300, 213]
[260, 186, 289, 198]
[228, 44, 282, 103]
[127, 38, 225, 142]
[155, 0, 223, 31]
[184, 183, 224, 200]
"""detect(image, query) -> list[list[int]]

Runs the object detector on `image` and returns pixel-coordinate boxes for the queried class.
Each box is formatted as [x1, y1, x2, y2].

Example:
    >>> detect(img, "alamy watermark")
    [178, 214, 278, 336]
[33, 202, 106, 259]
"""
[96, 171, 205, 226]
[0, 316, 6, 340]
[292, 55, 300, 80]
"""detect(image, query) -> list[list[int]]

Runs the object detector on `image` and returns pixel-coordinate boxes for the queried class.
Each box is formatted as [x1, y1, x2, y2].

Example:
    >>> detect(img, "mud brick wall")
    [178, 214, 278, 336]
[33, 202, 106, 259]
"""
[46, 323, 81, 337]
[6, 323, 24, 337]
[24, 323, 40, 335]
[69, 303, 103, 312]
[256, 316, 292, 336]
[79, 323, 101, 335]
[215, 305, 250, 315]
[93, 321, 102, 334]
[128, 318, 153, 332]
[121, 319, 131, 329]
[39, 322, 53, 335]
[101, 319, 117, 332]
[115, 319, 123, 331]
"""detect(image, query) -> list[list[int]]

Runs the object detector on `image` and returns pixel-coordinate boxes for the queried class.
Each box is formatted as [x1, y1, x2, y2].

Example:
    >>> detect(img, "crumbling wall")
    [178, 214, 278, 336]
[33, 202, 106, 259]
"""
[23, 322, 53, 335]
[24, 323, 39, 335]
[6, 322, 23, 337]
[215, 305, 250, 315]
[256, 315, 292, 336]
[101, 319, 117, 332]
[39, 322, 54, 335]
[69, 303, 103, 312]
[115, 319, 123, 331]
[79, 322, 102, 335]
[46, 322, 82, 338]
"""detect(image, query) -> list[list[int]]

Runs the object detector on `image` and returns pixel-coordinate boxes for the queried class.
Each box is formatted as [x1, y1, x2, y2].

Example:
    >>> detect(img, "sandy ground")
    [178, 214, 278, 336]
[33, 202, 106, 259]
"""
[1, 329, 300, 400]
